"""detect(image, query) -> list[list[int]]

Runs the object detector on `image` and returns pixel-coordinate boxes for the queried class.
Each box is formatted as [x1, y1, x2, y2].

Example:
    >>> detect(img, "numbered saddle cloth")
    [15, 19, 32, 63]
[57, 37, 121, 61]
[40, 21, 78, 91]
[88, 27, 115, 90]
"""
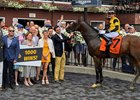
[100, 35, 122, 54]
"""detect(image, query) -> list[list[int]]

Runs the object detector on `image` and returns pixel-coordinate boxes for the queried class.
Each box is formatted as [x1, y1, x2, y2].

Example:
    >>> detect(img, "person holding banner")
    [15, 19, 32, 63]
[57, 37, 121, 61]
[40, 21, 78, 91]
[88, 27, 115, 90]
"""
[38, 30, 55, 85]
[30, 26, 40, 83]
[2, 26, 20, 89]
[22, 32, 36, 87]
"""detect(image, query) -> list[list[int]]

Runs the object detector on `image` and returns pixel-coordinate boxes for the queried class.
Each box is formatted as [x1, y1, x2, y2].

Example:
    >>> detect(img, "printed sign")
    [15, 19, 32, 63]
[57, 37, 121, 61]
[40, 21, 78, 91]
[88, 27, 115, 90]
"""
[17, 48, 42, 62]
[15, 45, 42, 67]
[71, 0, 101, 7]
[29, 13, 36, 18]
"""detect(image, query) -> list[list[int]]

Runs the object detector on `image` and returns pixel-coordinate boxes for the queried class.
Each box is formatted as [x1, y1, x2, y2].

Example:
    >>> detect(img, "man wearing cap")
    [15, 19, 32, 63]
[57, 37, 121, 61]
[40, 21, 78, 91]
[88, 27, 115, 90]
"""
[42, 20, 52, 31]
[128, 25, 140, 36]
[15, 24, 27, 37]
[99, 10, 120, 46]
[128, 25, 136, 34]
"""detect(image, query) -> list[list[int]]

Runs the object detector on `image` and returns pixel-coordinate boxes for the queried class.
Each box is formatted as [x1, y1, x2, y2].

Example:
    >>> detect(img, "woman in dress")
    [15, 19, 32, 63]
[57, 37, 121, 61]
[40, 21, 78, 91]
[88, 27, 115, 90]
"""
[38, 30, 54, 85]
[30, 26, 40, 82]
[22, 32, 35, 87]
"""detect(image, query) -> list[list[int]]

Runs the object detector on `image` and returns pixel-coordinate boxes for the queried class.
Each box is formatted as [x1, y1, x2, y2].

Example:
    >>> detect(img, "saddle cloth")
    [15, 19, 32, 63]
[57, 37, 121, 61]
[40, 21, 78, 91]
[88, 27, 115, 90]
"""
[99, 35, 122, 54]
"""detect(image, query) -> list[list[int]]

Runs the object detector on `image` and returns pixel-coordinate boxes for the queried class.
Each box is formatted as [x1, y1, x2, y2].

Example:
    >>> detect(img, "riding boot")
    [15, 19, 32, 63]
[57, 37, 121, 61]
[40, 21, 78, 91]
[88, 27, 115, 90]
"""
[99, 34, 112, 46]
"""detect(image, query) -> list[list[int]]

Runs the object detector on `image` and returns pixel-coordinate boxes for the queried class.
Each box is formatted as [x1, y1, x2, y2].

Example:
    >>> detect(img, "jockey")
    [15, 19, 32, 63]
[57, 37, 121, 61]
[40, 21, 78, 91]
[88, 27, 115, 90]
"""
[100, 10, 120, 46]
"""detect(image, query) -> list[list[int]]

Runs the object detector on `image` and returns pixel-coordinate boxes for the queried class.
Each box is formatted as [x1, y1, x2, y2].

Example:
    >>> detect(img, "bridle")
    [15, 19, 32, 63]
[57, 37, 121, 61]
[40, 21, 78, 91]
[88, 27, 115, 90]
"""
[66, 22, 81, 33]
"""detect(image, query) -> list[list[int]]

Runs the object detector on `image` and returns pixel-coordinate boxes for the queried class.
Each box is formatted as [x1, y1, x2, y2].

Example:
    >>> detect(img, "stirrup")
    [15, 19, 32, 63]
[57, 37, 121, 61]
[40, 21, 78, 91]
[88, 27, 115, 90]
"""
[106, 42, 112, 46]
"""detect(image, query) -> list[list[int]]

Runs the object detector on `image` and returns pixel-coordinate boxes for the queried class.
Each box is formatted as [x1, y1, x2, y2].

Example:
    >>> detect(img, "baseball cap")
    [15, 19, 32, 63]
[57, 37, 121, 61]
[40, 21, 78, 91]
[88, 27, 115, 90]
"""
[128, 25, 134, 29]
[17, 24, 23, 28]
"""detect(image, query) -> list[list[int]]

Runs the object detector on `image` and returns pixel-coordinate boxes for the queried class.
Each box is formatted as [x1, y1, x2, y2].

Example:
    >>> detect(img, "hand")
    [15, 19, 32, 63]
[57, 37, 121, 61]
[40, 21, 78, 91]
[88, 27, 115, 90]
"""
[44, 57, 47, 60]
[43, 55, 48, 60]
[68, 34, 72, 38]
[13, 60, 17, 63]
[28, 43, 32, 46]
[66, 23, 70, 28]
[60, 15, 64, 21]
[69, 33, 74, 37]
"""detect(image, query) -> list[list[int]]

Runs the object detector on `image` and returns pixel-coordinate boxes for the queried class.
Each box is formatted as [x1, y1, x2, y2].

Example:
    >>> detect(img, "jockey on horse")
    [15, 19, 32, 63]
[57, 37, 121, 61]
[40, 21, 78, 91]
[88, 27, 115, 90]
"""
[99, 10, 120, 46]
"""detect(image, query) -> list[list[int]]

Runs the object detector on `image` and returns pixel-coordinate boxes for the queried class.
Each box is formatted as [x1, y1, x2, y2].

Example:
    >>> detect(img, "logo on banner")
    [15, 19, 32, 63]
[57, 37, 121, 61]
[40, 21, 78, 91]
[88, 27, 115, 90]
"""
[75, 0, 91, 5]
[71, 0, 101, 6]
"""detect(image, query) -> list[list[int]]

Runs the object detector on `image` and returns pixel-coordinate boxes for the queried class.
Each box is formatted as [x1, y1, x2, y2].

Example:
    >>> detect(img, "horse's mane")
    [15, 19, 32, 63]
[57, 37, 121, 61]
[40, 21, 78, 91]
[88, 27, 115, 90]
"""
[83, 21, 99, 33]
[80, 21, 99, 39]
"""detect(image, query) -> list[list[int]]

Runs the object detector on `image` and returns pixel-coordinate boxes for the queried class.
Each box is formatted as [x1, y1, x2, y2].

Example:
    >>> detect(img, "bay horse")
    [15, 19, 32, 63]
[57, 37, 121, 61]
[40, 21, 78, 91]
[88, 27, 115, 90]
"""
[67, 18, 140, 90]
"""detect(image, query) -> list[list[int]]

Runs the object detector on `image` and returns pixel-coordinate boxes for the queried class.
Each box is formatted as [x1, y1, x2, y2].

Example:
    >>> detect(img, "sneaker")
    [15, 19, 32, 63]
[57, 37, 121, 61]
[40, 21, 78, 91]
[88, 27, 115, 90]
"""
[45, 80, 49, 85]
[15, 82, 19, 86]
[42, 80, 45, 85]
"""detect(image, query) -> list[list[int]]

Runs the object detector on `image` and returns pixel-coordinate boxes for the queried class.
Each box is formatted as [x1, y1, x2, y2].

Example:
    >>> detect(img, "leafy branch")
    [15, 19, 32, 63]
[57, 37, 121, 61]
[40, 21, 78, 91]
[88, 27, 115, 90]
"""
[41, 3, 58, 11]
[8, 1, 25, 9]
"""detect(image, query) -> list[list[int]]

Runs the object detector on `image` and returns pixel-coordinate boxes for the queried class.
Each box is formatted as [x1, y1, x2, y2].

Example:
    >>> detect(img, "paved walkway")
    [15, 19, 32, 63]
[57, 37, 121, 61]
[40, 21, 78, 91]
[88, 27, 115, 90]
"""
[0, 72, 140, 100]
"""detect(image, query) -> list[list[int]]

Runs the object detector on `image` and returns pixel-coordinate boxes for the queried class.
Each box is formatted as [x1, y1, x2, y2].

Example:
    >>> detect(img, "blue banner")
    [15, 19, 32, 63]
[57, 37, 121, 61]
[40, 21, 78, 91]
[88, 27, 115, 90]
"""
[71, 0, 102, 7]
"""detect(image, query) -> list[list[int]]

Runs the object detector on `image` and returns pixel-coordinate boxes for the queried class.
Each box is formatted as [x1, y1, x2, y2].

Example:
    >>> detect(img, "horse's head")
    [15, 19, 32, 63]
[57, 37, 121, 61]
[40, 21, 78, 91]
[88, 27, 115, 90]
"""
[66, 21, 79, 33]
[66, 17, 84, 33]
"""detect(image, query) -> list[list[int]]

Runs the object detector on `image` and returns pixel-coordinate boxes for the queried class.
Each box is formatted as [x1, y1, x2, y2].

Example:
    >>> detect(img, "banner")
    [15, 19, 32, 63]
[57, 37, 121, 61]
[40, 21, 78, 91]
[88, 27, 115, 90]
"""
[15, 45, 42, 66]
[17, 45, 42, 62]
[71, 0, 101, 7]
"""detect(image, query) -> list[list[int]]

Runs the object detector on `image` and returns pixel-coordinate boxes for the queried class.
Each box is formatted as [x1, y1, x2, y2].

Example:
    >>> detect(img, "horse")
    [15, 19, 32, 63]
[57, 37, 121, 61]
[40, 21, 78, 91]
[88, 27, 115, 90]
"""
[67, 18, 140, 90]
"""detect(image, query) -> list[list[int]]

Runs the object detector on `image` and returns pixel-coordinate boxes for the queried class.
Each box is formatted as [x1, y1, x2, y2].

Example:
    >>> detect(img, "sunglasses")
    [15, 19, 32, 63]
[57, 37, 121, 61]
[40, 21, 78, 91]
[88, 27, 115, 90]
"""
[9, 30, 15, 32]
[108, 13, 115, 15]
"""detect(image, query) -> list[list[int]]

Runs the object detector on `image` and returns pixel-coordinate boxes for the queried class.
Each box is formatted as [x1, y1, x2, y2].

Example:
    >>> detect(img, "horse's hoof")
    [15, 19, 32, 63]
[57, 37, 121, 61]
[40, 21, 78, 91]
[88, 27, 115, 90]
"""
[129, 86, 135, 90]
[91, 84, 98, 88]
[97, 83, 102, 87]
[91, 83, 102, 88]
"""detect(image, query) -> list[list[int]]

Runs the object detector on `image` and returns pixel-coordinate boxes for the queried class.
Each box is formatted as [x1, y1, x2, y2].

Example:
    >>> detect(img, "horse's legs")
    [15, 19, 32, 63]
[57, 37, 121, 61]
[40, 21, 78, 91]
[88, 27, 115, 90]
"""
[94, 56, 101, 83]
[130, 65, 140, 89]
[128, 55, 140, 89]
[99, 63, 103, 83]
[92, 56, 103, 87]
[95, 66, 100, 83]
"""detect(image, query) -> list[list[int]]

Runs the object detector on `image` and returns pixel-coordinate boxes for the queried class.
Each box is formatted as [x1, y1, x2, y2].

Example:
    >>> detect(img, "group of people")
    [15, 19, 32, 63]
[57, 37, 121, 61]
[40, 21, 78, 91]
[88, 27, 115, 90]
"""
[0, 10, 139, 90]
[0, 15, 88, 90]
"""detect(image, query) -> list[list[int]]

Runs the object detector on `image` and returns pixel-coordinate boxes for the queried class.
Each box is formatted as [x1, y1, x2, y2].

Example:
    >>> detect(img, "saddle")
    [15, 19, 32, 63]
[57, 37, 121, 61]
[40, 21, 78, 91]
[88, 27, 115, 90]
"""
[99, 35, 122, 54]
